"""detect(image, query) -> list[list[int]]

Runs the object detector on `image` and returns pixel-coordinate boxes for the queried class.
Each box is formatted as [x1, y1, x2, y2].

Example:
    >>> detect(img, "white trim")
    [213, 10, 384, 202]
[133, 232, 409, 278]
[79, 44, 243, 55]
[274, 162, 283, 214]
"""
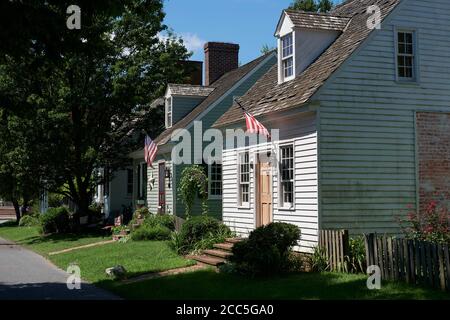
[170, 52, 277, 142]
[277, 142, 295, 211]
[237, 151, 251, 209]
[278, 31, 296, 83]
[165, 96, 173, 128]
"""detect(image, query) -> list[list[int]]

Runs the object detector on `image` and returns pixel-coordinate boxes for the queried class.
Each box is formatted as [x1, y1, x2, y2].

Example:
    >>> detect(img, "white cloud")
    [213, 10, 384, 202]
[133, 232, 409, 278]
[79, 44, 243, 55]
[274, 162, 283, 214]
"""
[179, 32, 205, 53]
[157, 31, 205, 54]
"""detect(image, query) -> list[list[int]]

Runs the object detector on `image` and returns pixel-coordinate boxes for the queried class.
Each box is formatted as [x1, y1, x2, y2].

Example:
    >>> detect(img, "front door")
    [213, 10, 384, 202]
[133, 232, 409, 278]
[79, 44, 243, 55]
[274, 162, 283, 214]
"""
[256, 156, 273, 227]
[158, 162, 166, 213]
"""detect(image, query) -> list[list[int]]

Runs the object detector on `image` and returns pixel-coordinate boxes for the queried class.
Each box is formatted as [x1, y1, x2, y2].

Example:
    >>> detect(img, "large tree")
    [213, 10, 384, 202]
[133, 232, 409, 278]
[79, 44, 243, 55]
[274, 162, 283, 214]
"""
[289, 0, 334, 12]
[0, 1, 191, 219]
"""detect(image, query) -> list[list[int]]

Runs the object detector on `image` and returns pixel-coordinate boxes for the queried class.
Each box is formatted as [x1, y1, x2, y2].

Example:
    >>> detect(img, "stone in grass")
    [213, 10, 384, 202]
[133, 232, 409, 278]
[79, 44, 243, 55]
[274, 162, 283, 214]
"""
[105, 265, 127, 279]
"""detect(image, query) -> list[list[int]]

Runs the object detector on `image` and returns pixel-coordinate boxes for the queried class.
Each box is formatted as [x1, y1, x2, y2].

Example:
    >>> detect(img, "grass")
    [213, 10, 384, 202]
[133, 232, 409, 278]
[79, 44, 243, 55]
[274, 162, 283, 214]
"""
[0, 223, 109, 255]
[112, 268, 450, 300]
[0, 224, 195, 292]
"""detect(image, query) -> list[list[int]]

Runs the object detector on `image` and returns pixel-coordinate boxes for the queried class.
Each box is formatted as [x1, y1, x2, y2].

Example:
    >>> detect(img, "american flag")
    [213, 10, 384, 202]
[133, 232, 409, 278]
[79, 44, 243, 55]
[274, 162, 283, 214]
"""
[144, 135, 157, 168]
[244, 111, 271, 138]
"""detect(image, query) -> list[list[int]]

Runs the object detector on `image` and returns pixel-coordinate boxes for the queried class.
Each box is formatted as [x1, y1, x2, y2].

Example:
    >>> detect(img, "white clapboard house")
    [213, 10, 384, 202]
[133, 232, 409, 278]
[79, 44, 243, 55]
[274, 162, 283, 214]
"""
[213, 0, 450, 252]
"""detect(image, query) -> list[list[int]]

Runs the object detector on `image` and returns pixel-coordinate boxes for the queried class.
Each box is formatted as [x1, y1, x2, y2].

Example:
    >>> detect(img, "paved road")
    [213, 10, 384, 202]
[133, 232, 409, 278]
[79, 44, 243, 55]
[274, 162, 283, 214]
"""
[0, 237, 120, 300]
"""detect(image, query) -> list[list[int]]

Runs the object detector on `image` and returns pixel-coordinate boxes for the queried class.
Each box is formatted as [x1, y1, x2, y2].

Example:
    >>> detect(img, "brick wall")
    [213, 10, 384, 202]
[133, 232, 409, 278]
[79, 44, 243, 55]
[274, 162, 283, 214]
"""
[416, 112, 450, 212]
[204, 42, 239, 86]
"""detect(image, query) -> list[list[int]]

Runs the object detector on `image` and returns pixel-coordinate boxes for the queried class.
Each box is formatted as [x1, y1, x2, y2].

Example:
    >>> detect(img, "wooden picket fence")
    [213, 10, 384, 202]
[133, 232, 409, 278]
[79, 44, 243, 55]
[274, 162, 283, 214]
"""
[319, 229, 349, 272]
[364, 234, 450, 291]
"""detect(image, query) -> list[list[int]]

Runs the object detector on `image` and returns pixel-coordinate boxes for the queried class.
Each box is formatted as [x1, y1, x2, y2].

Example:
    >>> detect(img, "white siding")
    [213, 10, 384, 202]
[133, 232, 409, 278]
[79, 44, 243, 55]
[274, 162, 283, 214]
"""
[316, 0, 450, 234]
[222, 111, 318, 252]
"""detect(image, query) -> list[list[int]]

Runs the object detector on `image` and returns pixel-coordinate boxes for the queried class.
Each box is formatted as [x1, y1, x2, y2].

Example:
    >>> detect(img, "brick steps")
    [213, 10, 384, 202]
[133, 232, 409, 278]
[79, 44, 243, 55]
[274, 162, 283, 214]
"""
[189, 237, 245, 267]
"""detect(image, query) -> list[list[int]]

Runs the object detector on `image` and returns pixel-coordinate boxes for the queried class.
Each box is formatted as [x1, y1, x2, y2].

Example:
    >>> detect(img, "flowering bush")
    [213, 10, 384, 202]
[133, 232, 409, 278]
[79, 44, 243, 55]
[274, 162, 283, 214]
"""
[400, 201, 450, 244]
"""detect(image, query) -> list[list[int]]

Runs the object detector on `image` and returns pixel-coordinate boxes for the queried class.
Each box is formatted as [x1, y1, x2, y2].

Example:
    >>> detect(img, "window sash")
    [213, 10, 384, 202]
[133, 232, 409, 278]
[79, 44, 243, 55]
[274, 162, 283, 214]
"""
[397, 31, 415, 80]
[239, 152, 250, 205]
[282, 33, 293, 58]
[283, 57, 293, 78]
[279, 145, 294, 207]
[209, 163, 222, 197]
[166, 97, 173, 127]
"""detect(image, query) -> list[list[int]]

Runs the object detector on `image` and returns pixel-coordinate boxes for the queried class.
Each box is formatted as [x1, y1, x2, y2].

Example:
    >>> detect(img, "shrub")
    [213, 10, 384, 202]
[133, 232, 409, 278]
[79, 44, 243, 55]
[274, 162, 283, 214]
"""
[130, 224, 172, 241]
[19, 214, 40, 227]
[39, 207, 71, 234]
[144, 214, 175, 231]
[344, 236, 366, 273]
[175, 216, 232, 254]
[229, 222, 300, 276]
[178, 165, 208, 217]
[310, 246, 329, 272]
[399, 201, 450, 244]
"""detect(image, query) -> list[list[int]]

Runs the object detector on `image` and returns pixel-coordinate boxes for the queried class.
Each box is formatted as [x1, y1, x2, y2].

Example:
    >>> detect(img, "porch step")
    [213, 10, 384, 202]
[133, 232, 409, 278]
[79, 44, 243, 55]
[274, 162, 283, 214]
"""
[188, 254, 226, 267]
[213, 242, 234, 252]
[203, 249, 232, 259]
[225, 237, 245, 244]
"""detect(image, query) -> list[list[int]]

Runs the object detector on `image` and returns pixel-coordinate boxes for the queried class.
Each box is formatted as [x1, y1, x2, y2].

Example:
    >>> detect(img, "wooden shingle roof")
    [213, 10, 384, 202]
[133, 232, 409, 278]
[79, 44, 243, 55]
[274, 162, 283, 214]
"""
[284, 9, 351, 31]
[214, 0, 401, 128]
[154, 51, 275, 146]
[168, 84, 215, 97]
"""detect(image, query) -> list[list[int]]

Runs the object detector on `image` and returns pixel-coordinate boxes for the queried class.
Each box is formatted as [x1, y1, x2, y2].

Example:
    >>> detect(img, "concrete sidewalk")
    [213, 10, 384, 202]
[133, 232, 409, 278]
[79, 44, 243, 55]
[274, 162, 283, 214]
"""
[0, 237, 120, 300]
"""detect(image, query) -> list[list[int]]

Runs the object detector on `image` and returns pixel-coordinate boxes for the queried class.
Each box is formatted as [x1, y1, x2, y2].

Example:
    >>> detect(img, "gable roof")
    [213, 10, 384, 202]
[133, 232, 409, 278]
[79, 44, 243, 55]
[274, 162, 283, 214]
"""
[154, 51, 276, 146]
[167, 84, 215, 97]
[282, 9, 351, 32]
[214, 0, 402, 128]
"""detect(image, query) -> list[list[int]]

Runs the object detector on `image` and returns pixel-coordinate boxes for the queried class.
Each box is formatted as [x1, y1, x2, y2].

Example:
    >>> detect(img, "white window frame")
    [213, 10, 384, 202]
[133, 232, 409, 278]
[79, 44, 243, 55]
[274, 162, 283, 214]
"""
[165, 96, 173, 128]
[395, 28, 419, 83]
[208, 162, 222, 199]
[238, 151, 250, 208]
[279, 32, 295, 83]
[278, 143, 295, 210]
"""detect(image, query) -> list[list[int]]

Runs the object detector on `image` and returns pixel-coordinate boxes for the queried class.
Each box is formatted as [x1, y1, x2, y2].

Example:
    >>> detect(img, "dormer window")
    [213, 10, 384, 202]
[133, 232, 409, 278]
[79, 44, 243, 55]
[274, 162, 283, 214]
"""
[282, 33, 294, 79]
[165, 97, 172, 128]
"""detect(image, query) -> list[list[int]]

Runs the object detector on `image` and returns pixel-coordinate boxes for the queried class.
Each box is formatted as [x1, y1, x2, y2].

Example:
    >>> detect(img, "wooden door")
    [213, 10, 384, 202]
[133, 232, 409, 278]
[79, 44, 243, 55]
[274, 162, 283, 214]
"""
[257, 160, 273, 227]
[158, 163, 166, 213]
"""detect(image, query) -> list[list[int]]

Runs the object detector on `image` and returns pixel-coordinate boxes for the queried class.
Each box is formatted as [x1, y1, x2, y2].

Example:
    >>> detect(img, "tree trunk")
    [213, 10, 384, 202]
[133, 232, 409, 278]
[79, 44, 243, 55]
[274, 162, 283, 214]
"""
[12, 199, 20, 222]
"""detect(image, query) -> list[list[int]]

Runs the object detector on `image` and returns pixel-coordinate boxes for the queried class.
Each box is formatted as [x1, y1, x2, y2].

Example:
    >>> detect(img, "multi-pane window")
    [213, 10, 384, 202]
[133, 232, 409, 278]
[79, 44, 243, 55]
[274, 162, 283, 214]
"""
[397, 31, 415, 80]
[281, 33, 294, 79]
[127, 169, 133, 196]
[166, 97, 172, 128]
[209, 162, 222, 197]
[239, 152, 250, 205]
[280, 145, 294, 207]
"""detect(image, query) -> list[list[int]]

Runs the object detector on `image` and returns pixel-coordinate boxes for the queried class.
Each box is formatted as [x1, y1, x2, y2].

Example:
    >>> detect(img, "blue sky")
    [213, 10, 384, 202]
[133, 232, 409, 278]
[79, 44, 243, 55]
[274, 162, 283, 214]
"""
[163, 0, 342, 64]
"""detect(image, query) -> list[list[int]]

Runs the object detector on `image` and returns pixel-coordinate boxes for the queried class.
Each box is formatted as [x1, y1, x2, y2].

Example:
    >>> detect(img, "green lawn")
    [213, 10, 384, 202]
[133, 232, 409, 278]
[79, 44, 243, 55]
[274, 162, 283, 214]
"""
[112, 269, 450, 300]
[0, 224, 195, 291]
[0, 224, 109, 255]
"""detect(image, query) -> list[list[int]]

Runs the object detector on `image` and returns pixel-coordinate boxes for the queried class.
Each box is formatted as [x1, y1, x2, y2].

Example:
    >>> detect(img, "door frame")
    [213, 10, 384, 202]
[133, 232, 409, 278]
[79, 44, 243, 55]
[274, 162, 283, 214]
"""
[158, 161, 166, 214]
[254, 152, 274, 228]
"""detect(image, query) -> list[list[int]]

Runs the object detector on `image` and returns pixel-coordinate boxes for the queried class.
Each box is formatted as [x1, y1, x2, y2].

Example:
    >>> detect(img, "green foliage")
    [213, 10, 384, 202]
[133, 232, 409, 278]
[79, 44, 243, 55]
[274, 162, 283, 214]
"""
[310, 246, 330, 272]
[178, 165, 208, 217]
[260, 44, 276, 55]
[344, 237, 366, 273]
[399, 201, 450, 244]
[48, 193, 65, 208]
[112, 225, 129, 235]
[144, 214, 175, 231]
[230, 223, 300, 276]
[174, 216, 232, 254]
[0, 0, 192, 217]
[131, 224, 172, 241]
[289, 0, 333, 12]
[18, 214, 40, 227]
[39, 207, 72, 235]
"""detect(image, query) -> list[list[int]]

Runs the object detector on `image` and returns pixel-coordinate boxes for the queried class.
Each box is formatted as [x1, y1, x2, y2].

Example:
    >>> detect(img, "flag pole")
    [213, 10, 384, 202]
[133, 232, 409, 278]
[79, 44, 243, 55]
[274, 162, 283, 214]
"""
[234, 97, 247, 113]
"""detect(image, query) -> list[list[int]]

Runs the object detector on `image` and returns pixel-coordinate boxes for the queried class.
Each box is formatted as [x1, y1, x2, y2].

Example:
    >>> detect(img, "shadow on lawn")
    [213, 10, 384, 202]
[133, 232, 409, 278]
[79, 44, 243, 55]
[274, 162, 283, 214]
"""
[109, 269, 450, 300]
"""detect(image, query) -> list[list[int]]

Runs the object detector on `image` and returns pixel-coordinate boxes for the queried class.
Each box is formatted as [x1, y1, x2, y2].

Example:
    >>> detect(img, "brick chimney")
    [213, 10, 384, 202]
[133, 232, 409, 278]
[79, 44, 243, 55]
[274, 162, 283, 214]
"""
[204, 42, 239, 86]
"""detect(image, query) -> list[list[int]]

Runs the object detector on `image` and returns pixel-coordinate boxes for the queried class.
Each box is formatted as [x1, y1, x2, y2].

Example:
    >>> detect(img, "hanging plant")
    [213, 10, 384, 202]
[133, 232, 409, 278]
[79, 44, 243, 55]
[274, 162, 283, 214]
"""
[179, 165, 208, 218]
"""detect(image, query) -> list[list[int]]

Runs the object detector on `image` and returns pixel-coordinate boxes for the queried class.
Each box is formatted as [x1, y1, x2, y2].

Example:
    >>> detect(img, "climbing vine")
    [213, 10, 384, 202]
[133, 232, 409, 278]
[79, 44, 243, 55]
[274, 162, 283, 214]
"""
[179, 165, 208, 218]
